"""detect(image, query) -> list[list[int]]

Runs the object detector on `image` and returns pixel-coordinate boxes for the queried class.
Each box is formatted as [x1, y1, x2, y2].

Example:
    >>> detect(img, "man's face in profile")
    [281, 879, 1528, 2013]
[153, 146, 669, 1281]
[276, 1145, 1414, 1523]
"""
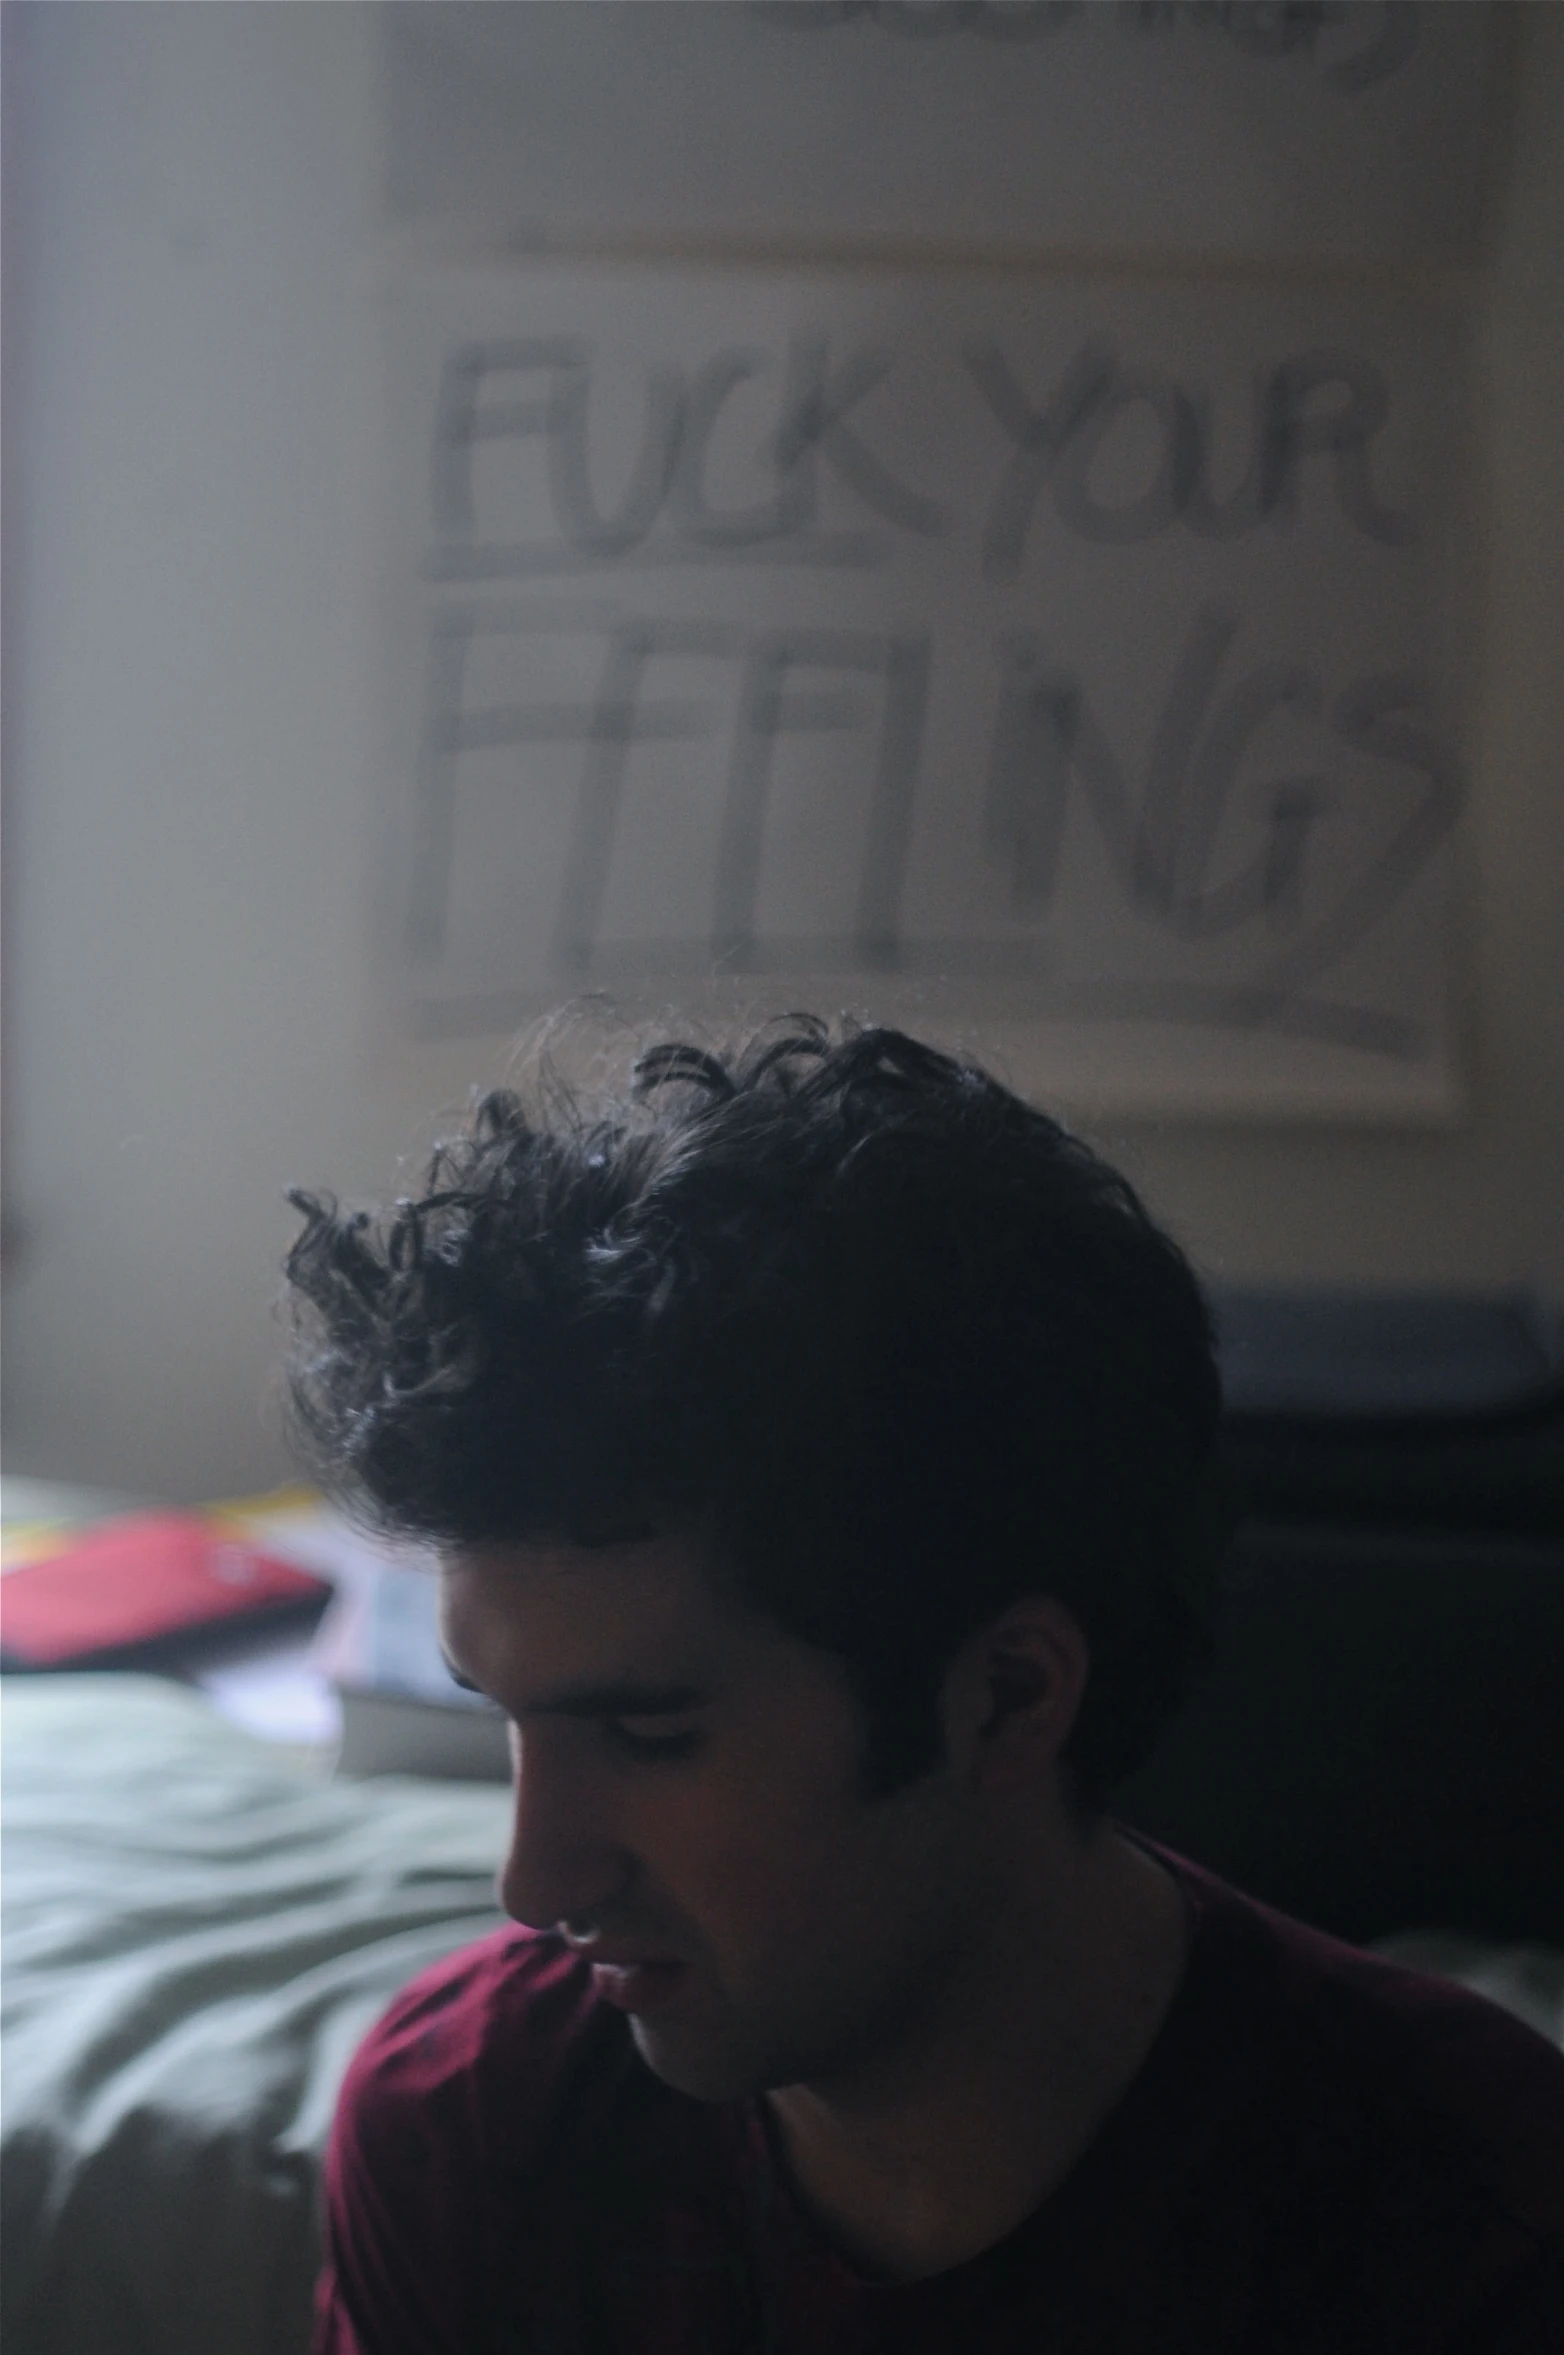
[440, 1534, 993, 2105]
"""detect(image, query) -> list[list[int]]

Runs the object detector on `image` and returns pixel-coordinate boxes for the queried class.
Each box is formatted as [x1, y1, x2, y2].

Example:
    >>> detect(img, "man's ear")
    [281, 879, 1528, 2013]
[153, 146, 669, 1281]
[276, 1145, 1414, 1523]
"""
[942, 1597, 1090, 1793]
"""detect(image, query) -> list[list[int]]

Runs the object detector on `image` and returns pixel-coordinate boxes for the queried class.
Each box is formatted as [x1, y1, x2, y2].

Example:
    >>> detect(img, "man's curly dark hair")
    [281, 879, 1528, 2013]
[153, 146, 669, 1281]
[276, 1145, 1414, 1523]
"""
[285, 1016, 1226, 1808]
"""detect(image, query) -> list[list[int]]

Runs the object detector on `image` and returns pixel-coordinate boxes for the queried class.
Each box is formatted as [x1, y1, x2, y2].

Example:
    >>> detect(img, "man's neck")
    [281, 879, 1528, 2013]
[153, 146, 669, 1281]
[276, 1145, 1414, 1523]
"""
[764, 1828, 1191, 2284]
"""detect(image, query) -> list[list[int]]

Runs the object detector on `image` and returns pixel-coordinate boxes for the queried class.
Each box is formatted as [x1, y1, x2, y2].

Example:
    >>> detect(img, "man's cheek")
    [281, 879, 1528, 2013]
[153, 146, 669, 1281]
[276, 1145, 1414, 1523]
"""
[684, 1821, 828, 1940]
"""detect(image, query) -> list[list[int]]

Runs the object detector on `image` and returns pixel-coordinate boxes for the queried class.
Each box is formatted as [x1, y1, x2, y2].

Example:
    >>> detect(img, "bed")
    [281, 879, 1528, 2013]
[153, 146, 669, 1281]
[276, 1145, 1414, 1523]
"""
[2, 1673, 510, 2355]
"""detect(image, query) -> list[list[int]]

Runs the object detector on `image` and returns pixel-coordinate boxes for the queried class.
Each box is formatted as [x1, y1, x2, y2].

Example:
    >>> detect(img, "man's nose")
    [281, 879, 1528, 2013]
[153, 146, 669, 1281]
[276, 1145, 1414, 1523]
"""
[499, 1724, 629, 1933]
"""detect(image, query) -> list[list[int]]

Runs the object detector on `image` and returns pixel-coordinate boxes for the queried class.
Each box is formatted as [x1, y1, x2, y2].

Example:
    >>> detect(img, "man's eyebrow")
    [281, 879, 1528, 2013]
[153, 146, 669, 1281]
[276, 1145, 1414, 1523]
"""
[529, 1680, 710, 1720]
[438, 1655, 709, 1719]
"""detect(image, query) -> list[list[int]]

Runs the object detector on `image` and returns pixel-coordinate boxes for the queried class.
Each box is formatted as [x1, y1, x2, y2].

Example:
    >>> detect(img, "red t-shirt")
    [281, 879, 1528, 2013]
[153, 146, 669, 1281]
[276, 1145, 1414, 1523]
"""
[315, 1854, 1564, 2353]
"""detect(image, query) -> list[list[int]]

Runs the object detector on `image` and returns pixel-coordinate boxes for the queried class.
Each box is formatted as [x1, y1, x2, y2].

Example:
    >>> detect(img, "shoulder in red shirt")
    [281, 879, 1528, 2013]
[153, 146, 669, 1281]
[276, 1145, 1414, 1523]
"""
[316, 1859, 1564, 2355]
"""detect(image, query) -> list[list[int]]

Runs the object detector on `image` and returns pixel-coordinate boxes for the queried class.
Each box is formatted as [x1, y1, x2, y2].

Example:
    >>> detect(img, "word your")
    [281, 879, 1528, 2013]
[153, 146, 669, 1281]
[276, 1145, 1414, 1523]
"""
[432, 337, 1412, 578]
[411, 603, 1458, 1024]
[761, 2, 1418, 90]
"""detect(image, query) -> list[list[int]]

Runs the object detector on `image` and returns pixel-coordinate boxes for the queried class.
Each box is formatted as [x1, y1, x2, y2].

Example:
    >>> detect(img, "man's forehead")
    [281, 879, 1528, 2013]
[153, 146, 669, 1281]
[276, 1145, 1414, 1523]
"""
[438, 1530, 750, 1694]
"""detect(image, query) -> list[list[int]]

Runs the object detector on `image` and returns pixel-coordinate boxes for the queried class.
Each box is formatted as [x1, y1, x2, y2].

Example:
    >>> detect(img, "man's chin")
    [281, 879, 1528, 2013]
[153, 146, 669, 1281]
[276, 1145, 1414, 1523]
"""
[627, 2011, 787, 2105]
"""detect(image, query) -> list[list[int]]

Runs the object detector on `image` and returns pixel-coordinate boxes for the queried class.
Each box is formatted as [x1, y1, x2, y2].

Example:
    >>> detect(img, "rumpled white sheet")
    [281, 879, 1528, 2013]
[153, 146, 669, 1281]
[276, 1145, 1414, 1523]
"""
[1368, 1925, 1564, 2050]
[2, 1675, 510, 2355]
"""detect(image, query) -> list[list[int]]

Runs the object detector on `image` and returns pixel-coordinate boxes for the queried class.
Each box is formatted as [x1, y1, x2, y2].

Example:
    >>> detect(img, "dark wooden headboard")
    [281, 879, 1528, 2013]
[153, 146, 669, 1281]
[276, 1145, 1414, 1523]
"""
[1119, 1518, 1564, 1947]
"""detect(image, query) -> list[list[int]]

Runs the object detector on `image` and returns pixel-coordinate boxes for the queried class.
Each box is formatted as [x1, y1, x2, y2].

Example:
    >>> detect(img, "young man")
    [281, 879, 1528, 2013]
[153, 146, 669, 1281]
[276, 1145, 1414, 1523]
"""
[287, 1020, 1564, 2353]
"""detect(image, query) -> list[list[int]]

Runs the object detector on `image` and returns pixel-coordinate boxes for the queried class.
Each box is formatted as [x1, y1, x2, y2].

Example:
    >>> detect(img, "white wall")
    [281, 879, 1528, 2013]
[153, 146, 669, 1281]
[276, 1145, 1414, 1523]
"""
[4, 2, 1561, 1502]
[3, 2, 389, 1496]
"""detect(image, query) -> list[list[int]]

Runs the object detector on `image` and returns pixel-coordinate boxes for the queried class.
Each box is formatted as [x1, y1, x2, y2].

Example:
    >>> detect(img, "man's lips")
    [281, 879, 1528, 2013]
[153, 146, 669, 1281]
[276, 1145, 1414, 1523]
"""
[589, 1958, 688, 2015]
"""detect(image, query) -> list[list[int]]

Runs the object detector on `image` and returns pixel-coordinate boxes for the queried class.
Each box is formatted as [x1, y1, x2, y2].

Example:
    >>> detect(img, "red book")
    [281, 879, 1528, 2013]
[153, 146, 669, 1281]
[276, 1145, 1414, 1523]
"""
[0, 1512, 334, 1670]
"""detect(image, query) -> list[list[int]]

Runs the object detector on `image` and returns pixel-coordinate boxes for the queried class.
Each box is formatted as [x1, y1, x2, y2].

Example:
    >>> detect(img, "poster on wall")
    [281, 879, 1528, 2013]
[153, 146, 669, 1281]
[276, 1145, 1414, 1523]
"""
[385, 1, 1497, 266]
[380, 266, 1471, 1117]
